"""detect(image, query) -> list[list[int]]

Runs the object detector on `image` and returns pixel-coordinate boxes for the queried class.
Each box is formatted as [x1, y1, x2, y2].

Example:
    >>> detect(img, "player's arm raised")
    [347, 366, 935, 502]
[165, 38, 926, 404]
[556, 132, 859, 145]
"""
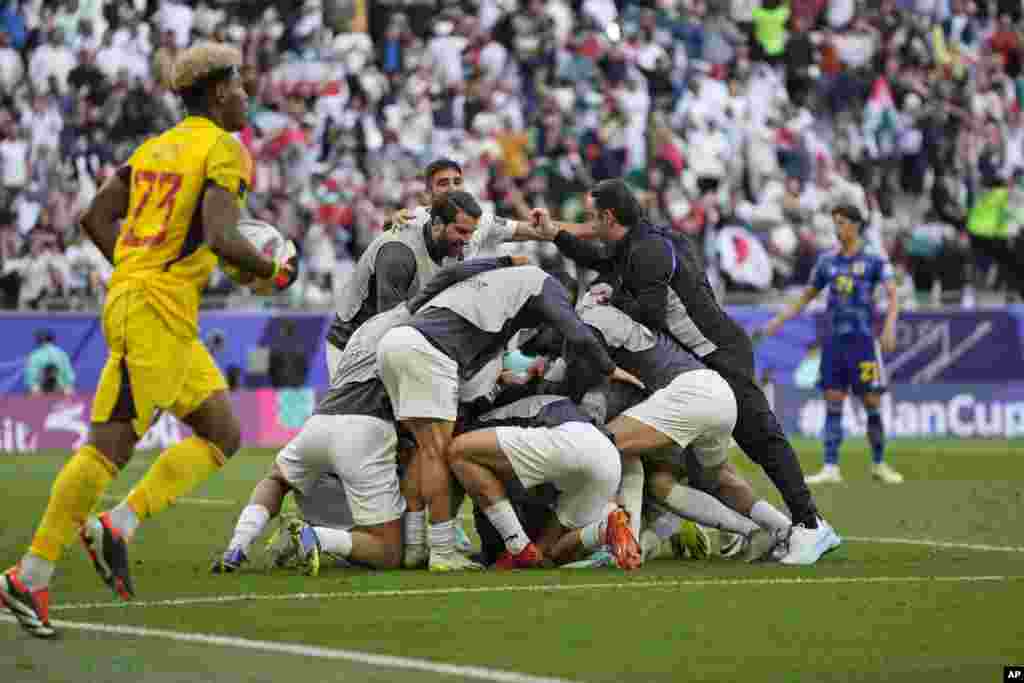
[79, 166, 131, 264]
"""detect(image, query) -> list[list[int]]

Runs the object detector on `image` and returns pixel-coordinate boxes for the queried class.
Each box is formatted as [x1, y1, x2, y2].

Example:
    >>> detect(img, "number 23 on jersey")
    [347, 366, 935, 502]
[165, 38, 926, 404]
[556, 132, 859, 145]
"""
[121, 170, 184, 248]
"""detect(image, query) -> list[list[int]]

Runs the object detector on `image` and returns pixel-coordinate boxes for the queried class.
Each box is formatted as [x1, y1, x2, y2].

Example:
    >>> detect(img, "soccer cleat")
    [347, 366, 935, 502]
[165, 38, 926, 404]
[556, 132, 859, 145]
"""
[403, 543, 429, 569]
[779, 518, 842, 565]
[0, 567, 56, 639]
[210, 547, 248, 574]
[455, 523, 474, 554]
[743, 528, 778, 563]
[563, 547, 617, 569]
[719, 531, 745, 558]
[266, 518, 300, 568]
[872, 462, 904, 484]
[605, 508, 642, 571]
[805, 464, 843, 485]
[669, 520, 711, 560]
[494, 543, 544, 570]
[428, 551, 484, 572]
[80, 513, 134, 600]
[288, 519, 321, 577]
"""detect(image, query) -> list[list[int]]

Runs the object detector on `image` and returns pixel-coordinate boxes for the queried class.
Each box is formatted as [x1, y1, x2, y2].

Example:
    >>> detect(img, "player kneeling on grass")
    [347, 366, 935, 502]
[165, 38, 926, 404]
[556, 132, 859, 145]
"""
[573, 287, 801, 563]
[376, 231, 644, 572]
[213, 256, 525, 573]
[449, 390, 640, 570]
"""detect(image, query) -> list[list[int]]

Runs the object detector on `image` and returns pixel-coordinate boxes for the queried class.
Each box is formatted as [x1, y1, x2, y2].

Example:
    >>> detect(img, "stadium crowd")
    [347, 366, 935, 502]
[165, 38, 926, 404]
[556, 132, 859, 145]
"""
[1, 0, 1024, 311]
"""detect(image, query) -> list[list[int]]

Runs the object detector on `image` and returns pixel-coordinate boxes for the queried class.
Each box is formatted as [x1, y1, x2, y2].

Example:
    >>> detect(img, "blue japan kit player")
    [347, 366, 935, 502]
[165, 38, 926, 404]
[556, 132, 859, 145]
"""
[762, 204, 904, 485]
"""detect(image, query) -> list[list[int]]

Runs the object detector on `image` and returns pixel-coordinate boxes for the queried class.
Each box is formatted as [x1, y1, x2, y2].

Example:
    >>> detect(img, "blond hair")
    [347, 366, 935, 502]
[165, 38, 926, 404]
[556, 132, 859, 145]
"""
[170, 42, 242, 94]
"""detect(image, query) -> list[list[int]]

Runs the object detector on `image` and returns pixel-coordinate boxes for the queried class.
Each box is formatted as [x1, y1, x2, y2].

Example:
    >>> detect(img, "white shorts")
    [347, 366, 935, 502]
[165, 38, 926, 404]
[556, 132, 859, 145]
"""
[325, 342, 343, 384]
[377, 326, 459, 421]
[275, 414, 406, 527]
[496, 422, 620, 529]
[623, 369, 737, 469]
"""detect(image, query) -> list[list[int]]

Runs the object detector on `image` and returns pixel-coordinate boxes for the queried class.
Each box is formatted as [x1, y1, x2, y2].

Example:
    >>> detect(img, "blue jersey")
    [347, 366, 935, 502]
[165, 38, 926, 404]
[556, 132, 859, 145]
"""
[810, 247, 892, 338]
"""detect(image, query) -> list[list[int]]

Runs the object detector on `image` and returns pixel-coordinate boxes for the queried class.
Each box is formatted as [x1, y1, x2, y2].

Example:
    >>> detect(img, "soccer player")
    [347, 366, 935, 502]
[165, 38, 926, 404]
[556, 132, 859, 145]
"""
[376, 222, 644, 571]
[572, 286, 789, 563]
[536, 179, 838, 565]
[325, 184, 480, 367]
[213, 255, 527, 573]
[448, 390, 639, 570]
[1, 43, 297, 638]
[761, 204, 903, 485]
[325, 160, 546, 370]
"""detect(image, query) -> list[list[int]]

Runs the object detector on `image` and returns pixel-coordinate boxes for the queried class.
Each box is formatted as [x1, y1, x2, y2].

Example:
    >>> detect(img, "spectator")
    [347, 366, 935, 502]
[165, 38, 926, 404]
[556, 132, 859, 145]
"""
[24, 328, 75, 395]
[269, 320, 309, 388]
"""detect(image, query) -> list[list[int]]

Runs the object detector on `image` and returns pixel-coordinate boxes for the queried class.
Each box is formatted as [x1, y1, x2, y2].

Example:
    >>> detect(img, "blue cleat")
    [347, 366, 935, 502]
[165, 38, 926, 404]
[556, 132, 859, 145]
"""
[289, 519, 321, 576]
[211, 547, 248, 574]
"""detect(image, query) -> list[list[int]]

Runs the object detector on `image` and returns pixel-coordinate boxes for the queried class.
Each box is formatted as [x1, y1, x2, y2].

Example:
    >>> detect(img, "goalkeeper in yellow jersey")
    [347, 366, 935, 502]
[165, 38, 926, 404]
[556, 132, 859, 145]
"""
[1, 42, 297, 639]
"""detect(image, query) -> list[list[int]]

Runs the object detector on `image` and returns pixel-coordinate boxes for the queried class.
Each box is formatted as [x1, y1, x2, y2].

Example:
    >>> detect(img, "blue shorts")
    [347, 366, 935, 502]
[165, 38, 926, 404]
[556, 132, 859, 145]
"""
[818, 335, 887, 396]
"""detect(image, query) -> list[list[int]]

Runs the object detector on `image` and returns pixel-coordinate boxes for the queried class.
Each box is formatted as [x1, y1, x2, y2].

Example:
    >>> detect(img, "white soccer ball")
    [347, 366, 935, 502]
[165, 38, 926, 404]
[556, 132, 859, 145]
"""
[220, 218, 295, 294]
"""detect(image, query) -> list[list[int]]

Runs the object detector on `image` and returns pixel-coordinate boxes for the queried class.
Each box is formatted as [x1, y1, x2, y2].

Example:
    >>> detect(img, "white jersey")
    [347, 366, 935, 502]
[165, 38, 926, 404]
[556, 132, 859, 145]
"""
[402, 205, 520, 259]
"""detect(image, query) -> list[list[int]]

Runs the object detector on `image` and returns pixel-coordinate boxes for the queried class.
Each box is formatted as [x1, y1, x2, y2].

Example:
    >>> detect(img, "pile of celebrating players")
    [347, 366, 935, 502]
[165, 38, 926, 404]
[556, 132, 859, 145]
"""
[212, 158, 842, 575]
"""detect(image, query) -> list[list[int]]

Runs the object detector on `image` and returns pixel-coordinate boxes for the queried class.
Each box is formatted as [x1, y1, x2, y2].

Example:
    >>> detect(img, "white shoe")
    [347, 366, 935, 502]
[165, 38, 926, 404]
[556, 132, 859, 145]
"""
[779, 518, 842, 565]
[402, 544, 429, 569]
[428, 550, 483, 572]
[872, 462, 904, 484]
[805, 465, 842, 485]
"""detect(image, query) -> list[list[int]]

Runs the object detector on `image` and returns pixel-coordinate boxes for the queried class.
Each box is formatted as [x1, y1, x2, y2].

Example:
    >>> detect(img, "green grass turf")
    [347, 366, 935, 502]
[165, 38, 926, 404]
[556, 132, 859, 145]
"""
[2, 438, 1022, 682]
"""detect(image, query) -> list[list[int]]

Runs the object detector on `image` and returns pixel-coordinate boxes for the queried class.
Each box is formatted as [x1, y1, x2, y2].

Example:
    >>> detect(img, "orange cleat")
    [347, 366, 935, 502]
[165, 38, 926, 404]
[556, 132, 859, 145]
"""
[605, 508, 642, 570]
[1, 566, 56, 638]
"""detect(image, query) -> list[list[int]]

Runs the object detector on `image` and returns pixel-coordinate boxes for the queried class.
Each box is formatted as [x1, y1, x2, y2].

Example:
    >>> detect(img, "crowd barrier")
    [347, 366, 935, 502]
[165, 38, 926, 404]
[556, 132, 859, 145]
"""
[2, 307, 1022, 448]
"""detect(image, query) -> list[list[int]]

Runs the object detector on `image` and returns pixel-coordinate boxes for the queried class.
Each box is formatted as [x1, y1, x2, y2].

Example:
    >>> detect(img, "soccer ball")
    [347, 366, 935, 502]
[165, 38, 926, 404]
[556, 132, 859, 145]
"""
[219, 219, 295, 294]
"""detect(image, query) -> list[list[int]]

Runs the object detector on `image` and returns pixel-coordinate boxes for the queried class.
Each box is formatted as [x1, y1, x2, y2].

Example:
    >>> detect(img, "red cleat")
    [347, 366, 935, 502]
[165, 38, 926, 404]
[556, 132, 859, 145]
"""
[494, 542, 545, 570]
[605, 508, 642, 570]
[1, 566, 56, 638]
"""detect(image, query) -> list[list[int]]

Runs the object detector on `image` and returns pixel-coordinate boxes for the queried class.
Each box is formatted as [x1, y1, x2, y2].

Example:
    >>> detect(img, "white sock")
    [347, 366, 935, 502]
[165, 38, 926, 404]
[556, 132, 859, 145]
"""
[429, 520, 456, 555]
[483, 499, 528, 554]
[228, 504, 271, 554]
[579, 518, 606, 551]
[750, 500, 792, 536]
[662, 484, 758, 536]
[108, 501, 141, 540]
[404, 510, 426, 547]
[18, 553, 55, 591]
[619, 458, 645, 540]
[312, 527, 353, 557]
[652, 511, 684, 540]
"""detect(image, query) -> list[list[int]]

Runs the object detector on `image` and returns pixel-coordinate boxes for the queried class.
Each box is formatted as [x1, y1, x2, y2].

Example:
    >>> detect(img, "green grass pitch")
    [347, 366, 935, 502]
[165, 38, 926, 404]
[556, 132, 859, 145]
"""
[2, 438, 1022, 682]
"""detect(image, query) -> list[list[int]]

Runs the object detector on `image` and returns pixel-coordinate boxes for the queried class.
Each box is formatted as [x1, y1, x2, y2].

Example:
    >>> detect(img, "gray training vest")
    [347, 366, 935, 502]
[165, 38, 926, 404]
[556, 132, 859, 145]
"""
[334, 225, 442, 326]
[420, 265, 548, 332]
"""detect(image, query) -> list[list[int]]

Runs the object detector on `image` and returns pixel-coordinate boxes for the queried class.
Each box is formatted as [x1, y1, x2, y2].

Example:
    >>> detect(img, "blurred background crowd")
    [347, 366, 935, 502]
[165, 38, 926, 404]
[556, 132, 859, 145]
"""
[2, 0, 1024, 313]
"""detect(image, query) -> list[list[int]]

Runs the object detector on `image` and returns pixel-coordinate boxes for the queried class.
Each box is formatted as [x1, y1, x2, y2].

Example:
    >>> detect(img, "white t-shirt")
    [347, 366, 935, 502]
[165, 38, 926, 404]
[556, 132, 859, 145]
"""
[0, 138, 30, 188]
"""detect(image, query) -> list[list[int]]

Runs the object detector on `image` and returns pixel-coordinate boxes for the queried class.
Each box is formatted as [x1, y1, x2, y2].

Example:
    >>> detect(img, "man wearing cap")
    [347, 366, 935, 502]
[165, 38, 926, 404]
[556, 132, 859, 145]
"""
[762, 204, 904, 486]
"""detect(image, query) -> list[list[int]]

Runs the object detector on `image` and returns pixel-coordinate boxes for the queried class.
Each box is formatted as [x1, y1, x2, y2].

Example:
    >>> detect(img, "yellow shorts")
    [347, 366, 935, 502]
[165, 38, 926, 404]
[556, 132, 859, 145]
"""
[92, 289, 228, 437]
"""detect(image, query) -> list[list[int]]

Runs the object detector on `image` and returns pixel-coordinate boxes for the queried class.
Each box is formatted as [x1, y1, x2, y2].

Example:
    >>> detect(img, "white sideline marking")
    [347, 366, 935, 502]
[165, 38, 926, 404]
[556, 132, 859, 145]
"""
[0, 615, 579, 683]
[846, 536, 1024, 553]
[100, 494, 236, 507]
[51, 574, 1017, 613]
